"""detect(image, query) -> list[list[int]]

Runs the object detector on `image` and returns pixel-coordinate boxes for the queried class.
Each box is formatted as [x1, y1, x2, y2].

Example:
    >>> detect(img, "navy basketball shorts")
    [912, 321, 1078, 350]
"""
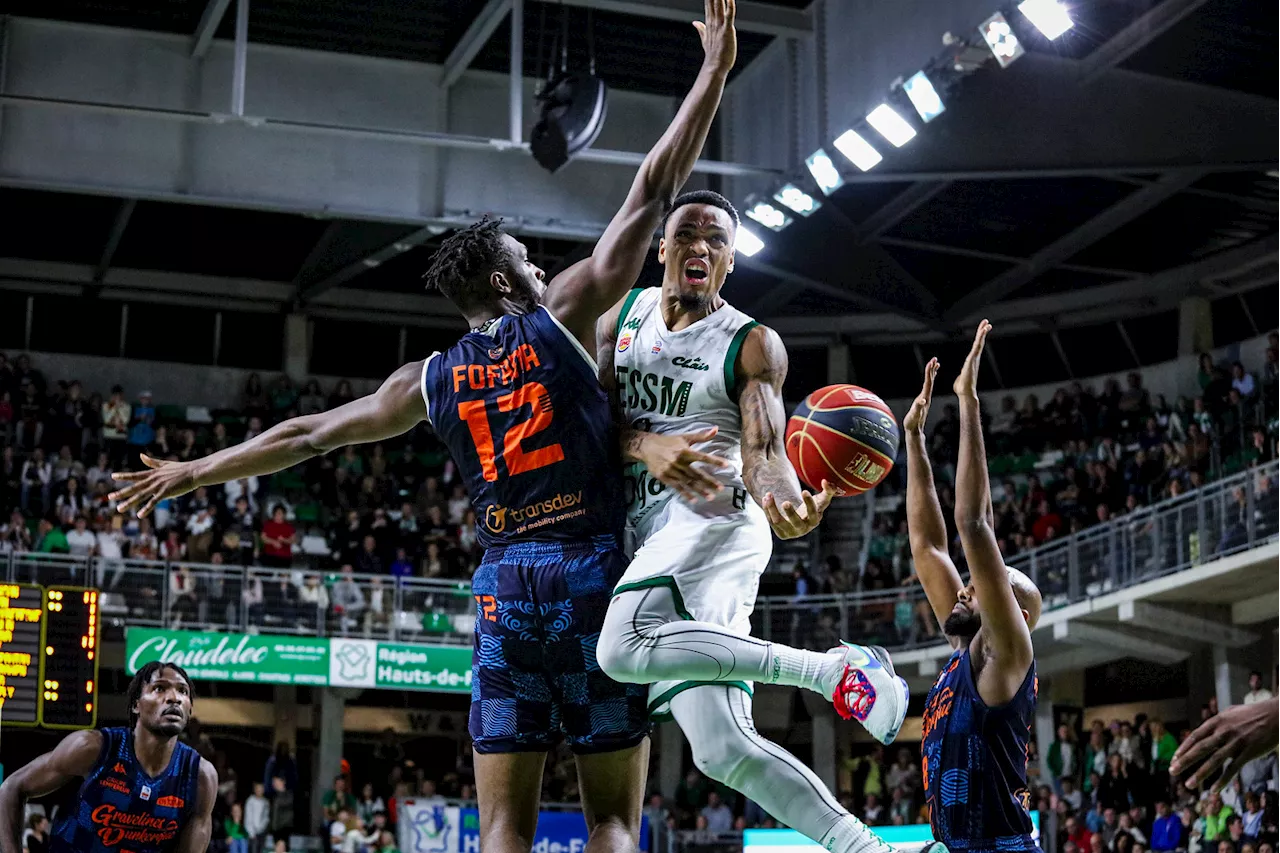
[468, 535, 651, 755]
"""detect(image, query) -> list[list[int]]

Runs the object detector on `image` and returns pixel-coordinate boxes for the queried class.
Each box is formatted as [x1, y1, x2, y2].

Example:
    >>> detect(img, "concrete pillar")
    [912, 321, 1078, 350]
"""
[1035, 677, 1056, 783]
[828, 343, 851, 385]
[1178, 297, 1213, 357]
[273, 684, 298, 753]
[659, 721, 685, 800]
[284, 313, 311, 382]
[1212, 644, 1249, 708]
[811, 704, 838, 794]
[311, 687, 347, 829]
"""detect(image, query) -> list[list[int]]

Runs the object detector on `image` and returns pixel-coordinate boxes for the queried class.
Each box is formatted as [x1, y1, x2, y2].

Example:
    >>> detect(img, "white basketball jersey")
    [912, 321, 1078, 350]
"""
[612, 287, 761, 536]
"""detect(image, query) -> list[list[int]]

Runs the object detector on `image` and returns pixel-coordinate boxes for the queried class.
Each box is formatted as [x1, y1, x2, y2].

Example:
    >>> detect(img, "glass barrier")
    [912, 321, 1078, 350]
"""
[4, 462, 1275, 650]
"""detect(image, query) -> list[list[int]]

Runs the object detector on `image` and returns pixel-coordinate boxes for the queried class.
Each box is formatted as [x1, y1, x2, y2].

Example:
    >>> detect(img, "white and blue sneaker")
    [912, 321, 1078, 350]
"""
[829, 642, 909, 745]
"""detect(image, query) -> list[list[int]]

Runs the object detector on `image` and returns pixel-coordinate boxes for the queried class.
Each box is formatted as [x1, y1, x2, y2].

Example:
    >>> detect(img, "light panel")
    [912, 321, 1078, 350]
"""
[805, 149, 844, 195]
[735, 226, 765, 257]
[832, 130, 882, 172]
[745, 201, 793, 232]
[903, 71, 945, 123]
[1019, 0, 1074, 39]
[866, 104, 917, 148]
[774, 184, 820, 217]
[980, 12, 1025, 67]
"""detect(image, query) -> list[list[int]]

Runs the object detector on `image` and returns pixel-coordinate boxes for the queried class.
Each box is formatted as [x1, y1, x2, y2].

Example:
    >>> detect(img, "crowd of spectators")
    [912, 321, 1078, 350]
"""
[0, 354, 490, 633]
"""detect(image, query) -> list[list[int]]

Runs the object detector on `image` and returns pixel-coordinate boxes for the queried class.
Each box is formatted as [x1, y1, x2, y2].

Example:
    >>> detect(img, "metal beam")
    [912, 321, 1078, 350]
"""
[859, 182, 951, 240]
[1079, 0, 1213, 84]
[1052, 620, 1189, 665]
[1117, 601, 1258, 648]
[291, 222, 347, 286]
[874, 237, 1139, 278]
[509, 0, 523, 145]
[296, 225, 442, 305]
[557, 0, 812, 38]
[441, 0, 513, 90]
[230, 0, 248, 117]
[0, 92, 780, 179]
[191, 0, 234, 59]
[1233, 595, 1279, 626]
[1036, 647, 1117, 677]
[93, 199, 137, 284]
[943, 171, 1206, 322]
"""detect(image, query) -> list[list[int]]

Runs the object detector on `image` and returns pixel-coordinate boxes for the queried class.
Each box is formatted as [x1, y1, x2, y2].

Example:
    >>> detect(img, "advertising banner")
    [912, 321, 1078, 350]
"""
[125, 629, 472, 694]
[397, 803, 649, 853]
[743, 812, 1039, 852]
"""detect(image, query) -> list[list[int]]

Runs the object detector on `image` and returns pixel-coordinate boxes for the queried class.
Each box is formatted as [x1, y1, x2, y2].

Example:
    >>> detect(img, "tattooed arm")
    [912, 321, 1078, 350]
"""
[738, 325, 836, 539]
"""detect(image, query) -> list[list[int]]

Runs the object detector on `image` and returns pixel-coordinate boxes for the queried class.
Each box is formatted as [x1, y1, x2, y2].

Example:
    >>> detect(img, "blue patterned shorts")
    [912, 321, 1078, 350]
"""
[468, 535, 650, 754]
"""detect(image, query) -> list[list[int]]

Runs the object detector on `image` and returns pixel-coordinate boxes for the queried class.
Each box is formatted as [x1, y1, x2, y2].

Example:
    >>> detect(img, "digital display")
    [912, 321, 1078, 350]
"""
[39, 587, 100, 729]
[0, 584, 43, 727]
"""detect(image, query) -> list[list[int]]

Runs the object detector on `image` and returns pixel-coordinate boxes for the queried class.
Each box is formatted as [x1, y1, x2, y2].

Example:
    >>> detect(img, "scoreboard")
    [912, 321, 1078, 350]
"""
[0, 585, 99, 729]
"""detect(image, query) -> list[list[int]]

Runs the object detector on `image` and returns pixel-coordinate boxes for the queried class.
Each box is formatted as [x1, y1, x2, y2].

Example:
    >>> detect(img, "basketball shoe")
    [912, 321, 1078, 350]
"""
[828, 642, 909, 745]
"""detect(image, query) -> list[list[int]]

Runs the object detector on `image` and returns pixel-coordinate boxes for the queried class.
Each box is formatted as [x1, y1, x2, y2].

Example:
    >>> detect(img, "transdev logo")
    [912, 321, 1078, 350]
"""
[484, 491, 584, 534]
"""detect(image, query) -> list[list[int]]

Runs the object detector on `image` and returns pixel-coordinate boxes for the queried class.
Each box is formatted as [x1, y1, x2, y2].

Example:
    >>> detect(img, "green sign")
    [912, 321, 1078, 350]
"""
[126, 630, 472, 694]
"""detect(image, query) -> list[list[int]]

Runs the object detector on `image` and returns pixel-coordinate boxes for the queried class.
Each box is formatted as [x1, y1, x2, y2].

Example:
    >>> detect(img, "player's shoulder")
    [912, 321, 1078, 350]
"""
[48, 727, 107, 775]
[736, 323, 787, 375]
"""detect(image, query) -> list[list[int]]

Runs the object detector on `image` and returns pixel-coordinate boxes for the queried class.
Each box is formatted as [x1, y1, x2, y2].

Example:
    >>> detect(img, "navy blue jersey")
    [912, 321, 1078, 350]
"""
[51, 727, 202, 853]
[423, 307, 624, 549]
[921, 648, 1039, 853]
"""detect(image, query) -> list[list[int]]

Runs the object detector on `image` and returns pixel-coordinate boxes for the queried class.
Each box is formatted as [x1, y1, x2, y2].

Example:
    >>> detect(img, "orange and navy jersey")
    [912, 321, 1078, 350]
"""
[51, 727, 201, 853]
[422, 306, 625, 550]
[921, 648, 1039, 852]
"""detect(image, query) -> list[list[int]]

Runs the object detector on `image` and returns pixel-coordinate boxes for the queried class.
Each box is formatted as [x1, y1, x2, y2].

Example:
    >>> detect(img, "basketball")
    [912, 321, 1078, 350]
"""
[785, 384, 901, 497]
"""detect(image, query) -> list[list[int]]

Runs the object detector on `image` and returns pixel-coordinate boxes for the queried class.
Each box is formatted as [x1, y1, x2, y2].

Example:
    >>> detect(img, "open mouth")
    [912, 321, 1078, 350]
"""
[683, 260, 710, 285]
[162, 708, 184, 721]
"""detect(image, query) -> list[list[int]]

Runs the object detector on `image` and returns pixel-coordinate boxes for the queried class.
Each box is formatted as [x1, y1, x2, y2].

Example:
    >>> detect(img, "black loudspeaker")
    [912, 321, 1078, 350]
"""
[530, 71, 608, 173]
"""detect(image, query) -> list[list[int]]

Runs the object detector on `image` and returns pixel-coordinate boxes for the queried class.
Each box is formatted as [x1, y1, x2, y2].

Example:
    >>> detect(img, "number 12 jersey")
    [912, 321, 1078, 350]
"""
[422, 306, 625, 550]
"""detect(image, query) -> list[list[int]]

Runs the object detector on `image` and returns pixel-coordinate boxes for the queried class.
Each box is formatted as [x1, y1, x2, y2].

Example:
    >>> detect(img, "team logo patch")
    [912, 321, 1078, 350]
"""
[140, 785, 152, 801]
[113, 763, 127, 774]
[672, 355, 710, 372]
[156, 795, 185, 809]
[651, 343, 662, 354]
[618, 333, 633, 352]
[488, 346, 503, 360]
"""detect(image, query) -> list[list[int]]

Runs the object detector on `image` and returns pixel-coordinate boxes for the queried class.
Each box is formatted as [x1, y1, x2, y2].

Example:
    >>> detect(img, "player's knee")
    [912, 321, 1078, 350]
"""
[595, 627, 643, 683]
[584, 814, 639, 853]
[690, 735, 750, 788]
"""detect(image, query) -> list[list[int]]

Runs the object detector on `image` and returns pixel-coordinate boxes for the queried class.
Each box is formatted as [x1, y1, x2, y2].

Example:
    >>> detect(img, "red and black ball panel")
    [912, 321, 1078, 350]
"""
[785, 384, 900, 496]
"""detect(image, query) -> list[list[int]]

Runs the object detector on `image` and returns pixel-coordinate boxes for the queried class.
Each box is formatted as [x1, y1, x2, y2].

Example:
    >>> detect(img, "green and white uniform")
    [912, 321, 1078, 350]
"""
[609, 286, 773, 717]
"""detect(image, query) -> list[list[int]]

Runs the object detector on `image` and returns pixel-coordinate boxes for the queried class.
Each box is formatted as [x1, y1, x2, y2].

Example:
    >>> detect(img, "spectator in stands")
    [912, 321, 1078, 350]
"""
[264, 743, 298, 793]
[328, 379, 355, 410]
[22, 813, 49, 853]
[64, 515, 95, 558]
[242, 373, 268, 419]
[2, 508, 31, 553]
[1205, 793, 1235, 843]
[1067, 816, 1094, 851]
[261, 505, 295, 568]
[1050, 725, 1080, 792]
[270, 376, 297, 419]
[126, 390, 156, 461]
[15, 380, 43, 452]
[1245, 672, 1273, 705]
[19, 447, 50, 513]
[33, 518, 68, 554]
[1233, 363, 1257, 399]
[297, 380, 325, 416]
[702, 791, 734, 833]
[269, 775, 294, 841]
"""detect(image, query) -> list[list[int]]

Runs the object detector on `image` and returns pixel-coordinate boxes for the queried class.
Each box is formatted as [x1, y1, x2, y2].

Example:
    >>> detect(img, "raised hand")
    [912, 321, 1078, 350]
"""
[903, 357, 939, 435]
[635, 426, 731, 502]
[109, 454, 199, 518]
[1170, 698, 1279, 793]
[763, 482, 837, 540]
[694, 0, 737, 74]
[953, 319, 992, 399]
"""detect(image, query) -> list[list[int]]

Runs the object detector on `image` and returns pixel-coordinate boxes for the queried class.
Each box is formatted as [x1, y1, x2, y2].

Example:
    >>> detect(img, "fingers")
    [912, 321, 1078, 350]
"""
[109, 470, 147, 484]
[813, 480, 838, 513]
[692, 20, 705, 38]
[970, 319, 992, 357]
[1188, 734, 1240, 791]
[1171, 724, 1211, 776]
[681, 426, 720, 446]
[139, 454, 164, 469]
[683, 450, 731, 469]
[673, 461, 723, 500]
[922, 357, 938, 399]
[763, 492, 784, 528]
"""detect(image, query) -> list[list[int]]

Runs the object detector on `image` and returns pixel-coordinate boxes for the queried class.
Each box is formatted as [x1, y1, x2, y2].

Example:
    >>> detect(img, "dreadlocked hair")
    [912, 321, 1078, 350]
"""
[421, 216, 509, 310]
[127, 660, 193, 727]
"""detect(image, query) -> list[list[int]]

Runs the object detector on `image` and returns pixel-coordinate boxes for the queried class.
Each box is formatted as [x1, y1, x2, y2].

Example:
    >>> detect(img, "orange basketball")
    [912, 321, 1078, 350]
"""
[785, 384, 900, 497]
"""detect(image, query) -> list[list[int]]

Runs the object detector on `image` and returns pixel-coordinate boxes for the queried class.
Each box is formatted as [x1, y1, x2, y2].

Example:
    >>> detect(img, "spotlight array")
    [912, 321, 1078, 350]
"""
[729, 2, 1074, 256]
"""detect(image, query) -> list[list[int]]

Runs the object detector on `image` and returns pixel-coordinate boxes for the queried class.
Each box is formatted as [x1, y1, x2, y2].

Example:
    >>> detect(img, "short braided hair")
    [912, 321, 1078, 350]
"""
[421, 217, 510, 311]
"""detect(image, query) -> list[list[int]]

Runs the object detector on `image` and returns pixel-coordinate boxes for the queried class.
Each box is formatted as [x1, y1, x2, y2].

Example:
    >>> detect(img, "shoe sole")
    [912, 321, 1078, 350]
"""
[861, 644, 909, 745]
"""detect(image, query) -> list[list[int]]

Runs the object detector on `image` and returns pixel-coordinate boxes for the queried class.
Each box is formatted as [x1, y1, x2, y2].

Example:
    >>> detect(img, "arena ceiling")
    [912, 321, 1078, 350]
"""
[0, 0, 1275, 347]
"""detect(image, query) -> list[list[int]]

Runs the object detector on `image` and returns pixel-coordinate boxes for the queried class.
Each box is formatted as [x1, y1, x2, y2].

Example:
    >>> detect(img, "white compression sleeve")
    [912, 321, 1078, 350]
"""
[669, 685, 891, 853]
[597, 585, 846, 697]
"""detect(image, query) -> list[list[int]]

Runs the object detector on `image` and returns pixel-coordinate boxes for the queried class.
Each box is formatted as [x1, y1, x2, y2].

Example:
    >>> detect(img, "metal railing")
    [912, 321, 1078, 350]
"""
[4, 462, 1275, 650]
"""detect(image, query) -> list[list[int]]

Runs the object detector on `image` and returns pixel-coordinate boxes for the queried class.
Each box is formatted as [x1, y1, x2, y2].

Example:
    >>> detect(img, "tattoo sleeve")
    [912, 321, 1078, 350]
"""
[739, 327, 805, 506]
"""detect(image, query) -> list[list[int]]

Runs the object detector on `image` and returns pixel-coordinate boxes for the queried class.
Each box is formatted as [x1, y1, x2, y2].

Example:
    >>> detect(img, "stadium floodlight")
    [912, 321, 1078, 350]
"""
[866, 104, 916, 147]
[774, 184, 821, 217]
[903, 71, 945, 123]
[980, 12, 1025, 67]
[745, 200, 793, 232]
[805, 149, 845, 195]
[832, 130, 883, 172]
[1019, 0, 1074, 39]
[735, 226, 765, 257]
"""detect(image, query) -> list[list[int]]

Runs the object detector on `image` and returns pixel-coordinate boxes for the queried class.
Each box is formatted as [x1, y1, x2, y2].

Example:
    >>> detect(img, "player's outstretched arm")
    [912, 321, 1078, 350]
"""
[175, 759, 218, 853]
[1170, 697, 1279, 792]
[737, 325, 836, 540]
[954, 321, 1033, 701]
[904, 357, 965, 639]
[543, 0, 737, 341]
[110, 361, 427, 516]
[0, 730, 102, 853]
[596, 305, 728, 501]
